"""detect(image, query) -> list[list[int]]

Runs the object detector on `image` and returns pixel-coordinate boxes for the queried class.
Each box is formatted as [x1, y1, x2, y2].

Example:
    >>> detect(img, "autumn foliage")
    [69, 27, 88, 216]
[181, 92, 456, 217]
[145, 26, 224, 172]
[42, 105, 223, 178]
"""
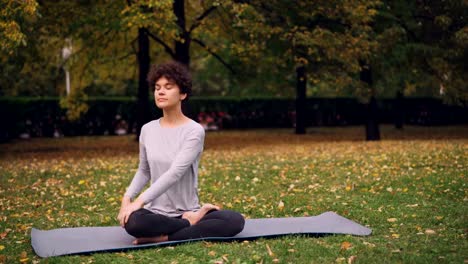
[0, 126, 466, 262]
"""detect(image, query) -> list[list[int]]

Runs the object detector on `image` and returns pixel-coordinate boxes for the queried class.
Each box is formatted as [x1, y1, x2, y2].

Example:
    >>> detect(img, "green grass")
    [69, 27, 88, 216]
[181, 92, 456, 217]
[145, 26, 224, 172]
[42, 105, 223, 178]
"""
[0, 125, 467, 263]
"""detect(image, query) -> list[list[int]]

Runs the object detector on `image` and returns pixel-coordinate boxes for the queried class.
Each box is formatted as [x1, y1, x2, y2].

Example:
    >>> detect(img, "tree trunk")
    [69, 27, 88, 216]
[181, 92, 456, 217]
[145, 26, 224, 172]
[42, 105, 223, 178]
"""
[172, 0, 193, 119]
[394, 90, 404, 129]
[360, 61, 380, 141]
[173, 0, 190, 66]
[295, 65, 307, 134]
[136, 28, 151, 140]
[366, 96, 380, 140]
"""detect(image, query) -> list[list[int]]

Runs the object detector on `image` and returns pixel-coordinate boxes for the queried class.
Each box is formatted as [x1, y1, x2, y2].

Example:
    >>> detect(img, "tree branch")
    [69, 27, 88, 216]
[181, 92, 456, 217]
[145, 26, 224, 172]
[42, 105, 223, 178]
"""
[422, 57, 444, 83]
[192, 38, 235, 74]
[116, 52, 135, 61]
[145, 29, 176, 59]
[188, 5, 217, 33]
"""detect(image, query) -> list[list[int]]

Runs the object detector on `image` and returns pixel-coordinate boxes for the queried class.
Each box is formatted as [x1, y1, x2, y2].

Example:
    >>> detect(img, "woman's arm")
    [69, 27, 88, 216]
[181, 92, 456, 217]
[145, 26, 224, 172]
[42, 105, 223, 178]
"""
[137, 128, 205, 204]
[124, 130, 151, 199]
[118, 128, 150, 226]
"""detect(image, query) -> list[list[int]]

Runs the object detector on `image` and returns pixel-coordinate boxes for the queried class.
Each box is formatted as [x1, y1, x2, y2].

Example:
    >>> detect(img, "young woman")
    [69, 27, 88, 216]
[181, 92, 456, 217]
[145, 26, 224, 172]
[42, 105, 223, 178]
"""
[117, 61, 245, 244]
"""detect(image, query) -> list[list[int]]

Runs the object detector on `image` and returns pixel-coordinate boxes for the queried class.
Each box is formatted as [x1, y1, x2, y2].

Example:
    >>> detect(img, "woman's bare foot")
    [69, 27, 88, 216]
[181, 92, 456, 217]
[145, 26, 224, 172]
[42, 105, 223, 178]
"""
[133, 235, 168, 245]
[182, 204, 220, 226]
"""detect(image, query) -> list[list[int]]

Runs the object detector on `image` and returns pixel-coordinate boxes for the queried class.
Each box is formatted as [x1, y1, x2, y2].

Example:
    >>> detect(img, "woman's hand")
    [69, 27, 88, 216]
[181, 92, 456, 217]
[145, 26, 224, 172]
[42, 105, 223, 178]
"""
[117, 197, 144, 227]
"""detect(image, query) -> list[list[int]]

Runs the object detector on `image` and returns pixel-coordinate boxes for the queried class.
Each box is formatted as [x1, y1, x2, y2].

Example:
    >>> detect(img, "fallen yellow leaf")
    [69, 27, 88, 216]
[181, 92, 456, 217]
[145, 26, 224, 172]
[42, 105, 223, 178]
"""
[363, 241, 375, 247]
[341, 241, 353, 250]
[278, 200, 284, 211]
[336, 257, 346, 262]
[19, 251, 28, 263]
[348, 255, 357, 264]
[266, 244, 274, 256]
[425, 229, 436, 235]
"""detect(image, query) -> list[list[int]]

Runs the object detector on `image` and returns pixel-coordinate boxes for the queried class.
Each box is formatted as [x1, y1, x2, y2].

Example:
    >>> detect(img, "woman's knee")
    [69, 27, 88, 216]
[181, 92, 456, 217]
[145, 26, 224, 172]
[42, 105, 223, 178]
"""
[221, 210, 245, 235]
[124, 211, 144, 237]
[231, 211, 245, 234]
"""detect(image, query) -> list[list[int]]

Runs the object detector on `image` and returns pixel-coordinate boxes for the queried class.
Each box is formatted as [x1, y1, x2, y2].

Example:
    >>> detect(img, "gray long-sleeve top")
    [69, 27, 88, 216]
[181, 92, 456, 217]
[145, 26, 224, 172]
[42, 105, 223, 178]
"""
[124, 118, 205, 217]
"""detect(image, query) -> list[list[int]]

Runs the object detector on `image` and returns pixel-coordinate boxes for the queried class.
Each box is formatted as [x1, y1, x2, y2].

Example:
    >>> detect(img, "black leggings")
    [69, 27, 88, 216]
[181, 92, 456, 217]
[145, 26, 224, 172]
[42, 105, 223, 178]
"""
[124, 208, 245, 241]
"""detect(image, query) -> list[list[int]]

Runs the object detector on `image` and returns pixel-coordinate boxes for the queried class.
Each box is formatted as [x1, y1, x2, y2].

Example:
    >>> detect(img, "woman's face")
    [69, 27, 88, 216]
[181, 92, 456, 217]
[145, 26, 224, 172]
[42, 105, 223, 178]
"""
[154, 76, 187, 110]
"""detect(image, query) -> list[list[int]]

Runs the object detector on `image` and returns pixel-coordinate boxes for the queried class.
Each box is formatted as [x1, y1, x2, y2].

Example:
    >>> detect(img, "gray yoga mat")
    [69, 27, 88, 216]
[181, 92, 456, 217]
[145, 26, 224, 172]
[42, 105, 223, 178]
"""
[31, 211, 371, 258]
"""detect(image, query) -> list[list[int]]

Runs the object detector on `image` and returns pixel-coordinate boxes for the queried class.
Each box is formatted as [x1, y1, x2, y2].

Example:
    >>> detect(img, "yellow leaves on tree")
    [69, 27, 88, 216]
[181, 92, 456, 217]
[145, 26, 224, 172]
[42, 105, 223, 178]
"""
[0, 0, 38, 54]
[59, 89, 89, 121]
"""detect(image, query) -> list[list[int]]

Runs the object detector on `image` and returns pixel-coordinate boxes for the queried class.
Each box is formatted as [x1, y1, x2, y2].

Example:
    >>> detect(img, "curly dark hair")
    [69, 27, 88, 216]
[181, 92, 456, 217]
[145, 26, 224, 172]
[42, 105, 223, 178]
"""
[147, 61, 192, 101]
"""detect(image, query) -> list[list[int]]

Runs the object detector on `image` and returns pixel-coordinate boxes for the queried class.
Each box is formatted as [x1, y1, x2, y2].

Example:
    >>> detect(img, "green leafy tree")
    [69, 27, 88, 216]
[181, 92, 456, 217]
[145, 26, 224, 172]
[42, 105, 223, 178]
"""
[373, 0, 466, 104]
[0, 0, 38, 55]
[122, 0, 240, 136]
[362, 0, 467, 137]
[229, 0, 380, 134]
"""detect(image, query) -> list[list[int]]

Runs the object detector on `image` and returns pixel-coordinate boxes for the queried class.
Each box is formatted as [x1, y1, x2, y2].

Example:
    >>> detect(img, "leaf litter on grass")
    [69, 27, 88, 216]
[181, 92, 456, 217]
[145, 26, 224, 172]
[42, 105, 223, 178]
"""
[0, 125, 467, 263]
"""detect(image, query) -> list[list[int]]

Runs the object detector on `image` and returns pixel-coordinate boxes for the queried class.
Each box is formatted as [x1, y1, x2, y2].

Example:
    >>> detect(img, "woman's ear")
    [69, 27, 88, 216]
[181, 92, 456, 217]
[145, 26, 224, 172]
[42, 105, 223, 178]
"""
[180, 93, 187, 101]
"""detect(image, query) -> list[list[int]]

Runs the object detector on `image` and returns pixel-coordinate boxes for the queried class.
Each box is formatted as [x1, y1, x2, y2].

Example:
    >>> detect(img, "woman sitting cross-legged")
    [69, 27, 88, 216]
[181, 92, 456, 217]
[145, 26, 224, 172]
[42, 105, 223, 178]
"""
[117, 61, 245, 244]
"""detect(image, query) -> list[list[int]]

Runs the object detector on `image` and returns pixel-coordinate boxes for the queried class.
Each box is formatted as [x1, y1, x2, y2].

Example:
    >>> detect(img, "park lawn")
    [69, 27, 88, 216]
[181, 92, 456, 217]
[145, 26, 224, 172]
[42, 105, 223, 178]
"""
[0, 125, 466, 263]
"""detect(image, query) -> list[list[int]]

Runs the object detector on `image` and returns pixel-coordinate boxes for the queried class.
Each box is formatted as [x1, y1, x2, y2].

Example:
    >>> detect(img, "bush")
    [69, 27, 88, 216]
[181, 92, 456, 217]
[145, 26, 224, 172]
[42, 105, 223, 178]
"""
[0, 96, 466, 141]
